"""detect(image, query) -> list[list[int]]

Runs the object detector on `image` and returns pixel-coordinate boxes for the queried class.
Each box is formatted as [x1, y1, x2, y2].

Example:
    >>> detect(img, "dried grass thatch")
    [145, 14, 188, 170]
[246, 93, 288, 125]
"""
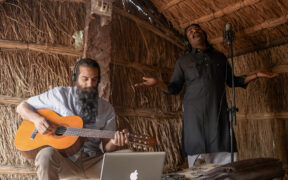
[111, 12, 184, 172]
[0, 0, 85, 178]
[226, 43, 288, 171]
[0, 0, 85, 46]
[0, 50, 75, 97]
[150, 0, 288, 57]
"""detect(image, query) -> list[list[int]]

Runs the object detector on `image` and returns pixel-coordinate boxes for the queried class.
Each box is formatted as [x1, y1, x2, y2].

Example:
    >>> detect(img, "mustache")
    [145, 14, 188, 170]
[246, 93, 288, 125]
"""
[77, 86, 98, 101]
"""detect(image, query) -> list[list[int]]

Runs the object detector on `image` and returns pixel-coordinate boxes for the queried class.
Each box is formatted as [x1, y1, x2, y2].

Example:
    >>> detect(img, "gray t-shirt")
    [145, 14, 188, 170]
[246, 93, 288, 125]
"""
[27, 86, 115, 160]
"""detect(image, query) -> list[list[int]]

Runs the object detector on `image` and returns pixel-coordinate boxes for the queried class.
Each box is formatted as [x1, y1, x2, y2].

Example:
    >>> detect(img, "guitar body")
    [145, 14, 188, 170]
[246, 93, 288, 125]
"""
[14, 109, 84, 159]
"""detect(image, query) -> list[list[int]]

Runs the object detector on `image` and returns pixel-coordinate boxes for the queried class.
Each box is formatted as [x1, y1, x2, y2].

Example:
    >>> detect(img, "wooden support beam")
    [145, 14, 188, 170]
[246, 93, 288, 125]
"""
[159, 0, 185, 12]
[0, 166, 35, 174]
[0, 95, 24, 105]
[1, 95, 288, 120]
[237, 112, 288, 120]
[52, 0, 84, 2]
[0, 39, 82, 57]
[112, 60, 173, 73]
[272, 65, 288, 74]
[115, 106, 182, 119]
[181, 0, 261, 28]
[113, 7, 185, 49]
[233, 37, 288, 57]
[210, 14, 288, 45]
[49, 0, 184, 49]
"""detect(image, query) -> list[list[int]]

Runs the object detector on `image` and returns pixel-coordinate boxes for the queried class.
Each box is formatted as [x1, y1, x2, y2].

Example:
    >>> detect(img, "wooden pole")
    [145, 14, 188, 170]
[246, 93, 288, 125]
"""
[0, 166, 35, 174]
[0, 39, 81, 57]
[210, 14, 288, 45]
[159, 0, 185, 12]
[233, 37, 288, 57]
[113, 7, 185, 49]
[181, 0, 261, 28]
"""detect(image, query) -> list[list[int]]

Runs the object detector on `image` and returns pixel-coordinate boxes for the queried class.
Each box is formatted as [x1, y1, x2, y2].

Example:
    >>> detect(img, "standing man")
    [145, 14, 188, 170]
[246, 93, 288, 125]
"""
[135, 24, 278, 167]
[16, 58, 128, 179]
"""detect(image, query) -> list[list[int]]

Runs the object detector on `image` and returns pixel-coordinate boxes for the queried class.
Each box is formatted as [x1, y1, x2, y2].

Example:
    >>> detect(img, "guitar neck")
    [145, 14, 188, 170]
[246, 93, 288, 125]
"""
[64, 127, 115, 139]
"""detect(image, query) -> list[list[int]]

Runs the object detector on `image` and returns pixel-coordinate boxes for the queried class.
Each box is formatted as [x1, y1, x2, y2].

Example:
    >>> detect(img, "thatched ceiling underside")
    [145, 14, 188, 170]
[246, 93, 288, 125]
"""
[149, 0, 288, 55]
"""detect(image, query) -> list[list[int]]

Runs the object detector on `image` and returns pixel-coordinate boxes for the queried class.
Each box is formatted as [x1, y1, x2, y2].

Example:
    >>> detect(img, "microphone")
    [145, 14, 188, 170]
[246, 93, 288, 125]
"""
[223, 22, 235, 43]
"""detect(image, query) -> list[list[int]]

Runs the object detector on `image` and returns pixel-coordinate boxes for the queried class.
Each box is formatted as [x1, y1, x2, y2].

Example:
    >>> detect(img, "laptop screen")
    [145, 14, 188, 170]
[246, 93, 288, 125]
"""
[100, 152, 166, 180]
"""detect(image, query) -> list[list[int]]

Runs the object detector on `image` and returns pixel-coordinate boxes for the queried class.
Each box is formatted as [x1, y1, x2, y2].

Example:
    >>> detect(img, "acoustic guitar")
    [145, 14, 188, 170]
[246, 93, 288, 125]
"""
[14, 109, 156, 159]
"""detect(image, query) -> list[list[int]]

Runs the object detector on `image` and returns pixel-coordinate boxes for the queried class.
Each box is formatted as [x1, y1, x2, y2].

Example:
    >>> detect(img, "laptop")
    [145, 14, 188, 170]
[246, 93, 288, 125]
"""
[100, 152, 166, 180]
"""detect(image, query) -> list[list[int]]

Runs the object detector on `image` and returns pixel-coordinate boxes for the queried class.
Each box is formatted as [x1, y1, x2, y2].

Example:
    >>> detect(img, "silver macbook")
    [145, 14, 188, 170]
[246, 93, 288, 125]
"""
[100, 152, 166, 180]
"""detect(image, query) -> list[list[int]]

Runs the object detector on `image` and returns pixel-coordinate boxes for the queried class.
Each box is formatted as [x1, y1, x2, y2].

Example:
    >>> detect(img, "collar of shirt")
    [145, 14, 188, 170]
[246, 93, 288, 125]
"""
[191, 46, 214, 54]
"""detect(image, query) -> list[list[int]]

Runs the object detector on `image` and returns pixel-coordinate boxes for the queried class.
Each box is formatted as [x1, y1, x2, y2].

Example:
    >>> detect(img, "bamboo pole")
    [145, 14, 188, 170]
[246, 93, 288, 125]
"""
[159, 0, 185, 12]
[0, 95, 25, 105]
[0, 39, 82, 57]
[0, 166, 35, 174]
[210, 14, 288, 45]
[1, 95, 288, 119]
[113, 7, 185, 49]
[233, 37, 288, 57]
[52, 0, 184, 49]
[115, 106, 182, 119]
[237, 112, 288, 120]
[181, 0, 261, 28]
[52, 0, 84, 2]
[237, 65, 288, 76]
[112, 60, 173, 73]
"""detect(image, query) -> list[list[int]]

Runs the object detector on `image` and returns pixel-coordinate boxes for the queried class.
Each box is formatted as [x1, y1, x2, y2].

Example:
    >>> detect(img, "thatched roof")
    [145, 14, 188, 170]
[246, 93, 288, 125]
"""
[147, 0, 288, 56]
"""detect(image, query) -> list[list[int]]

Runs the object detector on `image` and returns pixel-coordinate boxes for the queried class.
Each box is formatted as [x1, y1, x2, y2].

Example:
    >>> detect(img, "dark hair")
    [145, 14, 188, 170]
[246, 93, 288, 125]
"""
[184, 24, 211, 51]
[72, 58, 101, 82]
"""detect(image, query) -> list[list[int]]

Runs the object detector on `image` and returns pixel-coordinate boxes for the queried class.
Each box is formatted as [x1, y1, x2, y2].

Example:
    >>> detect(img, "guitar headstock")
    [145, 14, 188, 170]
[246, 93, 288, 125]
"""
[126, 133, 156, 151]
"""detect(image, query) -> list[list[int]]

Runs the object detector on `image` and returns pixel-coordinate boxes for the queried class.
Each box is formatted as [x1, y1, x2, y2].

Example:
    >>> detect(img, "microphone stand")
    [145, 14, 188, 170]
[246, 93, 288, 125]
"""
[224, 25, 237, 163]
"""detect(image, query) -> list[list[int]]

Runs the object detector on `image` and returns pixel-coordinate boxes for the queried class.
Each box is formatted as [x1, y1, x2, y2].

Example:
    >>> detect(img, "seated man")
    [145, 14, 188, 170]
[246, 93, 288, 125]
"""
[16, 58, 128, 180]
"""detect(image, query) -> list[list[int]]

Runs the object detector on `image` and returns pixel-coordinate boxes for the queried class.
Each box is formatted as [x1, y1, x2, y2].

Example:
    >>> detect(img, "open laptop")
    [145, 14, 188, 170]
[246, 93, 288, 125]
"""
[100, 152, 166, 180]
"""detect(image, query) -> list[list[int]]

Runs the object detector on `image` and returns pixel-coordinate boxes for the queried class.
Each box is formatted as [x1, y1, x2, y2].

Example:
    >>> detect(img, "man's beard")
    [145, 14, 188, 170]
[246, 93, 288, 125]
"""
[76, 85, 99, 124]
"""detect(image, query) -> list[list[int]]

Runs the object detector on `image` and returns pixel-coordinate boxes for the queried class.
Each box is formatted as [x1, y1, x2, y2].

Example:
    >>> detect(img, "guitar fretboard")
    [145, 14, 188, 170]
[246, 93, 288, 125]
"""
[63, 127, 115, 139]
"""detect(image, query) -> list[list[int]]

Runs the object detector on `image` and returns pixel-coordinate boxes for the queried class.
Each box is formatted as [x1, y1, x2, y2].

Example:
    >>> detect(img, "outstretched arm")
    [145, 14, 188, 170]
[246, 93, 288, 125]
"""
[243, 71, 279, 84]
[134, 77, 169, 93]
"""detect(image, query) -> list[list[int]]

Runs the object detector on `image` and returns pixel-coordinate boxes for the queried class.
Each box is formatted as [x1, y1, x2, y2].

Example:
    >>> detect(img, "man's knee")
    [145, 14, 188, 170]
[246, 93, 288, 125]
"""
[35, 147, 59, 168]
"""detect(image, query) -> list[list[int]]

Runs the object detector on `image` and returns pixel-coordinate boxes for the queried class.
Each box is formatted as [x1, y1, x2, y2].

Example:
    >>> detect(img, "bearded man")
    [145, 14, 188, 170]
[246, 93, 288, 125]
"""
[16, 58, 128, 180]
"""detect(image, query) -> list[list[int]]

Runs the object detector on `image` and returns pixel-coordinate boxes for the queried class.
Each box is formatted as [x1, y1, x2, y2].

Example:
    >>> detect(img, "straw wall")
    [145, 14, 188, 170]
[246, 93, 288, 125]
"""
[111, 6, 288, 173]
[0, 0, 85, 179]
[229, 44, 288, 172]
[111, 11, 184, 172]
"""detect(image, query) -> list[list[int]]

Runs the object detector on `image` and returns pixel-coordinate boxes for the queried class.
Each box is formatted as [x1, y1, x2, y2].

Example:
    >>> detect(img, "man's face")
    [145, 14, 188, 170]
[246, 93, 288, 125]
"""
[76, 65, 99, 124]
[186, 25, 206, 48]
[76, 65, 99, 92]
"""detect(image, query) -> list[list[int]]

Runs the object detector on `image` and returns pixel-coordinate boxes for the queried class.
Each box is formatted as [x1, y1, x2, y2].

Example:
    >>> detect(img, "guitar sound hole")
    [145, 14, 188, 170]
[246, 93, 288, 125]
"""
[55, 126, 67, 136]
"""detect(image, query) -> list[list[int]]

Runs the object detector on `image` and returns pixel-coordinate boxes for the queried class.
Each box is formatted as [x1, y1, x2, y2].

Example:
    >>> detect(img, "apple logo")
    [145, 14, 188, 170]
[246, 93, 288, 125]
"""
[130, 170, 138, 180]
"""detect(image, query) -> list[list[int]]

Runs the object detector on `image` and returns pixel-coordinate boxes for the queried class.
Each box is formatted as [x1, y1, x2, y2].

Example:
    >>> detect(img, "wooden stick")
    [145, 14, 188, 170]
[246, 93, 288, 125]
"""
[113, 7, 185, 49]
[52, 0, 84, 2]
[115, 106, 182, 119]
[160, 0, 185, 12]
[0, 95, 25, 105]
[210, 14, 288, 45]
[181, 0, 261, 28]
[49, 0, 185, 49]
[233, 37, 288, 57]
[112, 60, 173, 73]
[0, 39, 82, 57]
[1, 95, 288, 120]
[237, 65, 288, 76]
[0, 166, 35, 174]
[237, 112, 288, 120]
